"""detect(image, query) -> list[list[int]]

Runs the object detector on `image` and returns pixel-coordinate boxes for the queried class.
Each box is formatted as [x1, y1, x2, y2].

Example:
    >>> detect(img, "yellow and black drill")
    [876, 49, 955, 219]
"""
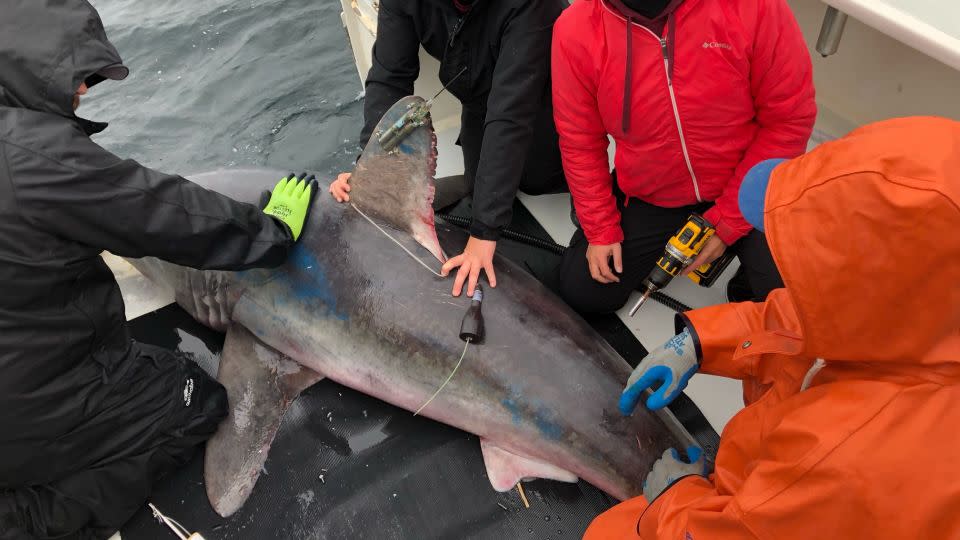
[628, 213, 734, 316]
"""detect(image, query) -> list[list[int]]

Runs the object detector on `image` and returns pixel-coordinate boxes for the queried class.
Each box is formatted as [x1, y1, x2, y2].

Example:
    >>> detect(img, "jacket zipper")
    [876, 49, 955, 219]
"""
[634, 24, 702, 202]
[600, 0, 703, 201]
[448, 6, 472, 47]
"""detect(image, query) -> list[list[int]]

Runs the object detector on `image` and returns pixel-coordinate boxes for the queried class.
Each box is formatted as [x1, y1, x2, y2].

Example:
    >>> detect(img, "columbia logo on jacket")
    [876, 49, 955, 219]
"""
[702, 41, 731, 50]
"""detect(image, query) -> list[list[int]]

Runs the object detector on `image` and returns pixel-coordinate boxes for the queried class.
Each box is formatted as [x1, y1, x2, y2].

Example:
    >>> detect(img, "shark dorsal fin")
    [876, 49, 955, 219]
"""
[349, 95, 445, 262]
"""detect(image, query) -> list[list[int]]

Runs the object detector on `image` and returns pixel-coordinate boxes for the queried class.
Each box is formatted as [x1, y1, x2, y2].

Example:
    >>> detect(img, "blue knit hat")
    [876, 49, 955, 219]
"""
[738, 159, 786, 232]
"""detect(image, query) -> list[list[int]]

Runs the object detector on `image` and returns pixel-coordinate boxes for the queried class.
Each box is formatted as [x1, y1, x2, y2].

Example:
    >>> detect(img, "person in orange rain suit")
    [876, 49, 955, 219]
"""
[590, 115, 960, 539]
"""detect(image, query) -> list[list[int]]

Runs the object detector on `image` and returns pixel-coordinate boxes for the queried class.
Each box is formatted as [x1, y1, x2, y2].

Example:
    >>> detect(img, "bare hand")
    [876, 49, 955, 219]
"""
[329, 172, 352, 202]
[440, 237, 498, 296]
[683, 235, 727, 276]
[586, 243, 623, 284]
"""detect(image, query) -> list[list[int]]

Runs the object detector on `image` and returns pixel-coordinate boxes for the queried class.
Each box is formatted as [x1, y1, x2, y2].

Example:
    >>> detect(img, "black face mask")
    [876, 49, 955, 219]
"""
[620, 0, 671, 18]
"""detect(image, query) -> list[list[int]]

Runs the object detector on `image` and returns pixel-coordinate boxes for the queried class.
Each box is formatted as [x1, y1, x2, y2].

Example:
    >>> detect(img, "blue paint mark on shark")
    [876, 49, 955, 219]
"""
[532, 408, 563, 441]
[502, 398, 523, 426]
[284, 245, 349, 321]
[502, 395, 564, 441]
[398, 142, 415, 155]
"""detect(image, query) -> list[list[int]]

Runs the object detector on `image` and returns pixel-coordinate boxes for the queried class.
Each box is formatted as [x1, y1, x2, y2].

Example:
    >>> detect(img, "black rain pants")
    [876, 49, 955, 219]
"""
[0, 344, 227, 540]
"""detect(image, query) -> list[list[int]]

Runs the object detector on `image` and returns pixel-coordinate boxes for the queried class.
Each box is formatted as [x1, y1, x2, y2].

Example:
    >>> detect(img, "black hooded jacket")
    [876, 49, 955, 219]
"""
[0, 0, 292, 476]
[361, 0, 565, 240]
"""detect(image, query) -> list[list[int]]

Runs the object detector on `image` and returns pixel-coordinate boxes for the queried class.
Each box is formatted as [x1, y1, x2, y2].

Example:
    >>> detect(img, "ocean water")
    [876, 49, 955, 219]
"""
[84, 0, 363, 179]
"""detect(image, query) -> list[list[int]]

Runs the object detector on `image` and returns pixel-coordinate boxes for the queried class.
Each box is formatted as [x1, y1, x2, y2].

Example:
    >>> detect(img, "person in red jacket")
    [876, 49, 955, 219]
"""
[551, 0, 816, 313]
[588, 116, 960, 539]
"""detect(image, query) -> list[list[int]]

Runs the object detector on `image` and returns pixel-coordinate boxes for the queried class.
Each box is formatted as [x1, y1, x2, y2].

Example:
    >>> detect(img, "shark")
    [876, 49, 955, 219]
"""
[128, 96, 696, 517]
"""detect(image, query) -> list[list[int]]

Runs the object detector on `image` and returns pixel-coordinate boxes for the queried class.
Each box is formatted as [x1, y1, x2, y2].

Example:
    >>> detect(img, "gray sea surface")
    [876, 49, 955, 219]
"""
[84, 0, 363, 178]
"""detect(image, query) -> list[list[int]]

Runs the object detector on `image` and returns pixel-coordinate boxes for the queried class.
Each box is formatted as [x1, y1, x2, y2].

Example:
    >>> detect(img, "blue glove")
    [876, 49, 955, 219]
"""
[619, 328, 698, 414]
[643, 445, 708, 502]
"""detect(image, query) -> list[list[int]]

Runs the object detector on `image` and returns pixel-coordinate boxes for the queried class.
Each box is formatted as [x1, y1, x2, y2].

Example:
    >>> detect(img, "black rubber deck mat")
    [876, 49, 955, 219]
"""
[120, 207, 719, 539]
[121, 305, 617, 539]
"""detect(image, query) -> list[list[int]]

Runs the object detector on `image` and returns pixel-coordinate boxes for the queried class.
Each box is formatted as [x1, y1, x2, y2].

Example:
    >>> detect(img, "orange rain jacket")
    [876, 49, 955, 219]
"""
[585, 116, 960, 539]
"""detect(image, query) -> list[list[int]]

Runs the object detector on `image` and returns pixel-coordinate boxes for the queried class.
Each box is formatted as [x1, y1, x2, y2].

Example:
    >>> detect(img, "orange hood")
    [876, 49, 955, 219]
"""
[764, 116, 960, 365]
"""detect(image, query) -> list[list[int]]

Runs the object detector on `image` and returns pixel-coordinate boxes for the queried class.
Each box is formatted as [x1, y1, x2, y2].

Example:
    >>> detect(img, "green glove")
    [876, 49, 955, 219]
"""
[262, 172, 316, 241]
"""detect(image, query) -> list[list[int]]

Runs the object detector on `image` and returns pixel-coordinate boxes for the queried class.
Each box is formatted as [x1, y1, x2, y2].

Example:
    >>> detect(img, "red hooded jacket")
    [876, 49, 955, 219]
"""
[552, 0, 816, 246]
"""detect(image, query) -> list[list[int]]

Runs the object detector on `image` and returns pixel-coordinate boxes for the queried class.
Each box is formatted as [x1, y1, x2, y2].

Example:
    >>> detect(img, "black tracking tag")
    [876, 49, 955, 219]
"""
[458, 284, 484, 343]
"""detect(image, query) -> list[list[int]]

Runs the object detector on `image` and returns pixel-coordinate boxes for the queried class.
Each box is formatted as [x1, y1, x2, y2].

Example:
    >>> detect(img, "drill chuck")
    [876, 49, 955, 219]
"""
[645, 263, 675, 291]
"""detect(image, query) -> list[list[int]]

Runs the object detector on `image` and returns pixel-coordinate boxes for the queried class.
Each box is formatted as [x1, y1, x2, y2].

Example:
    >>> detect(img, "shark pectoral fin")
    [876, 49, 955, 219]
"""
[204, 325, 324, 517]
[479, 438, 579, 492]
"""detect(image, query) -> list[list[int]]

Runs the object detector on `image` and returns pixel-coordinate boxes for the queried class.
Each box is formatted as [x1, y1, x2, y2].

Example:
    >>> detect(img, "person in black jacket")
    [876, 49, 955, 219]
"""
[329, 0, 568, 297]
[0, 2, 315, 538]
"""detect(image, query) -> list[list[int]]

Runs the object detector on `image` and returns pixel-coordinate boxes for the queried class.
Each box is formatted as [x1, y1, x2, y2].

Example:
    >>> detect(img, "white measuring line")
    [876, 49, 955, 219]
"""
[414, 339, 471, 416]
[350, 202, 442, 277]
[349, 202, 472, 416]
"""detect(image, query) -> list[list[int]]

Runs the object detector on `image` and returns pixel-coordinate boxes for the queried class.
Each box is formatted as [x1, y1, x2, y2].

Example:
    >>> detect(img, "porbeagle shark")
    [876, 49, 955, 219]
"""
[129, 97, 695, 516]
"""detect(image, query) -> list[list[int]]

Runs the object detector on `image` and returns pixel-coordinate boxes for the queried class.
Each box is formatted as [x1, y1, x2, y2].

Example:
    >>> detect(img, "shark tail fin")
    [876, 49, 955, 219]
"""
[204, 325, 324, 517]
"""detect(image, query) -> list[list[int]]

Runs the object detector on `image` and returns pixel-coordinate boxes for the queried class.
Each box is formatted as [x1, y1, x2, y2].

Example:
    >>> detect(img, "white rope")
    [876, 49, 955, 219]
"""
[800, 358, 827, 392]
[348, 202, 467, 417]
[414, 339, 471, 416]
[350, 203, 442, 277]
[148, 503, 191, 540]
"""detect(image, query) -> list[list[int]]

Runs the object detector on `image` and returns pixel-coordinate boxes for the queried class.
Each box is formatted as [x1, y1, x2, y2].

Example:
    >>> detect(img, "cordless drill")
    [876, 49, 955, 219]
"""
[628, 213, 734, 316]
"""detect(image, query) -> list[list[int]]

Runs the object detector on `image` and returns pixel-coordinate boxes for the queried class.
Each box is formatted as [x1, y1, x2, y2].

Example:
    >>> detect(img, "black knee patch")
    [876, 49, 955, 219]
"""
[558, 278, 625, 315]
